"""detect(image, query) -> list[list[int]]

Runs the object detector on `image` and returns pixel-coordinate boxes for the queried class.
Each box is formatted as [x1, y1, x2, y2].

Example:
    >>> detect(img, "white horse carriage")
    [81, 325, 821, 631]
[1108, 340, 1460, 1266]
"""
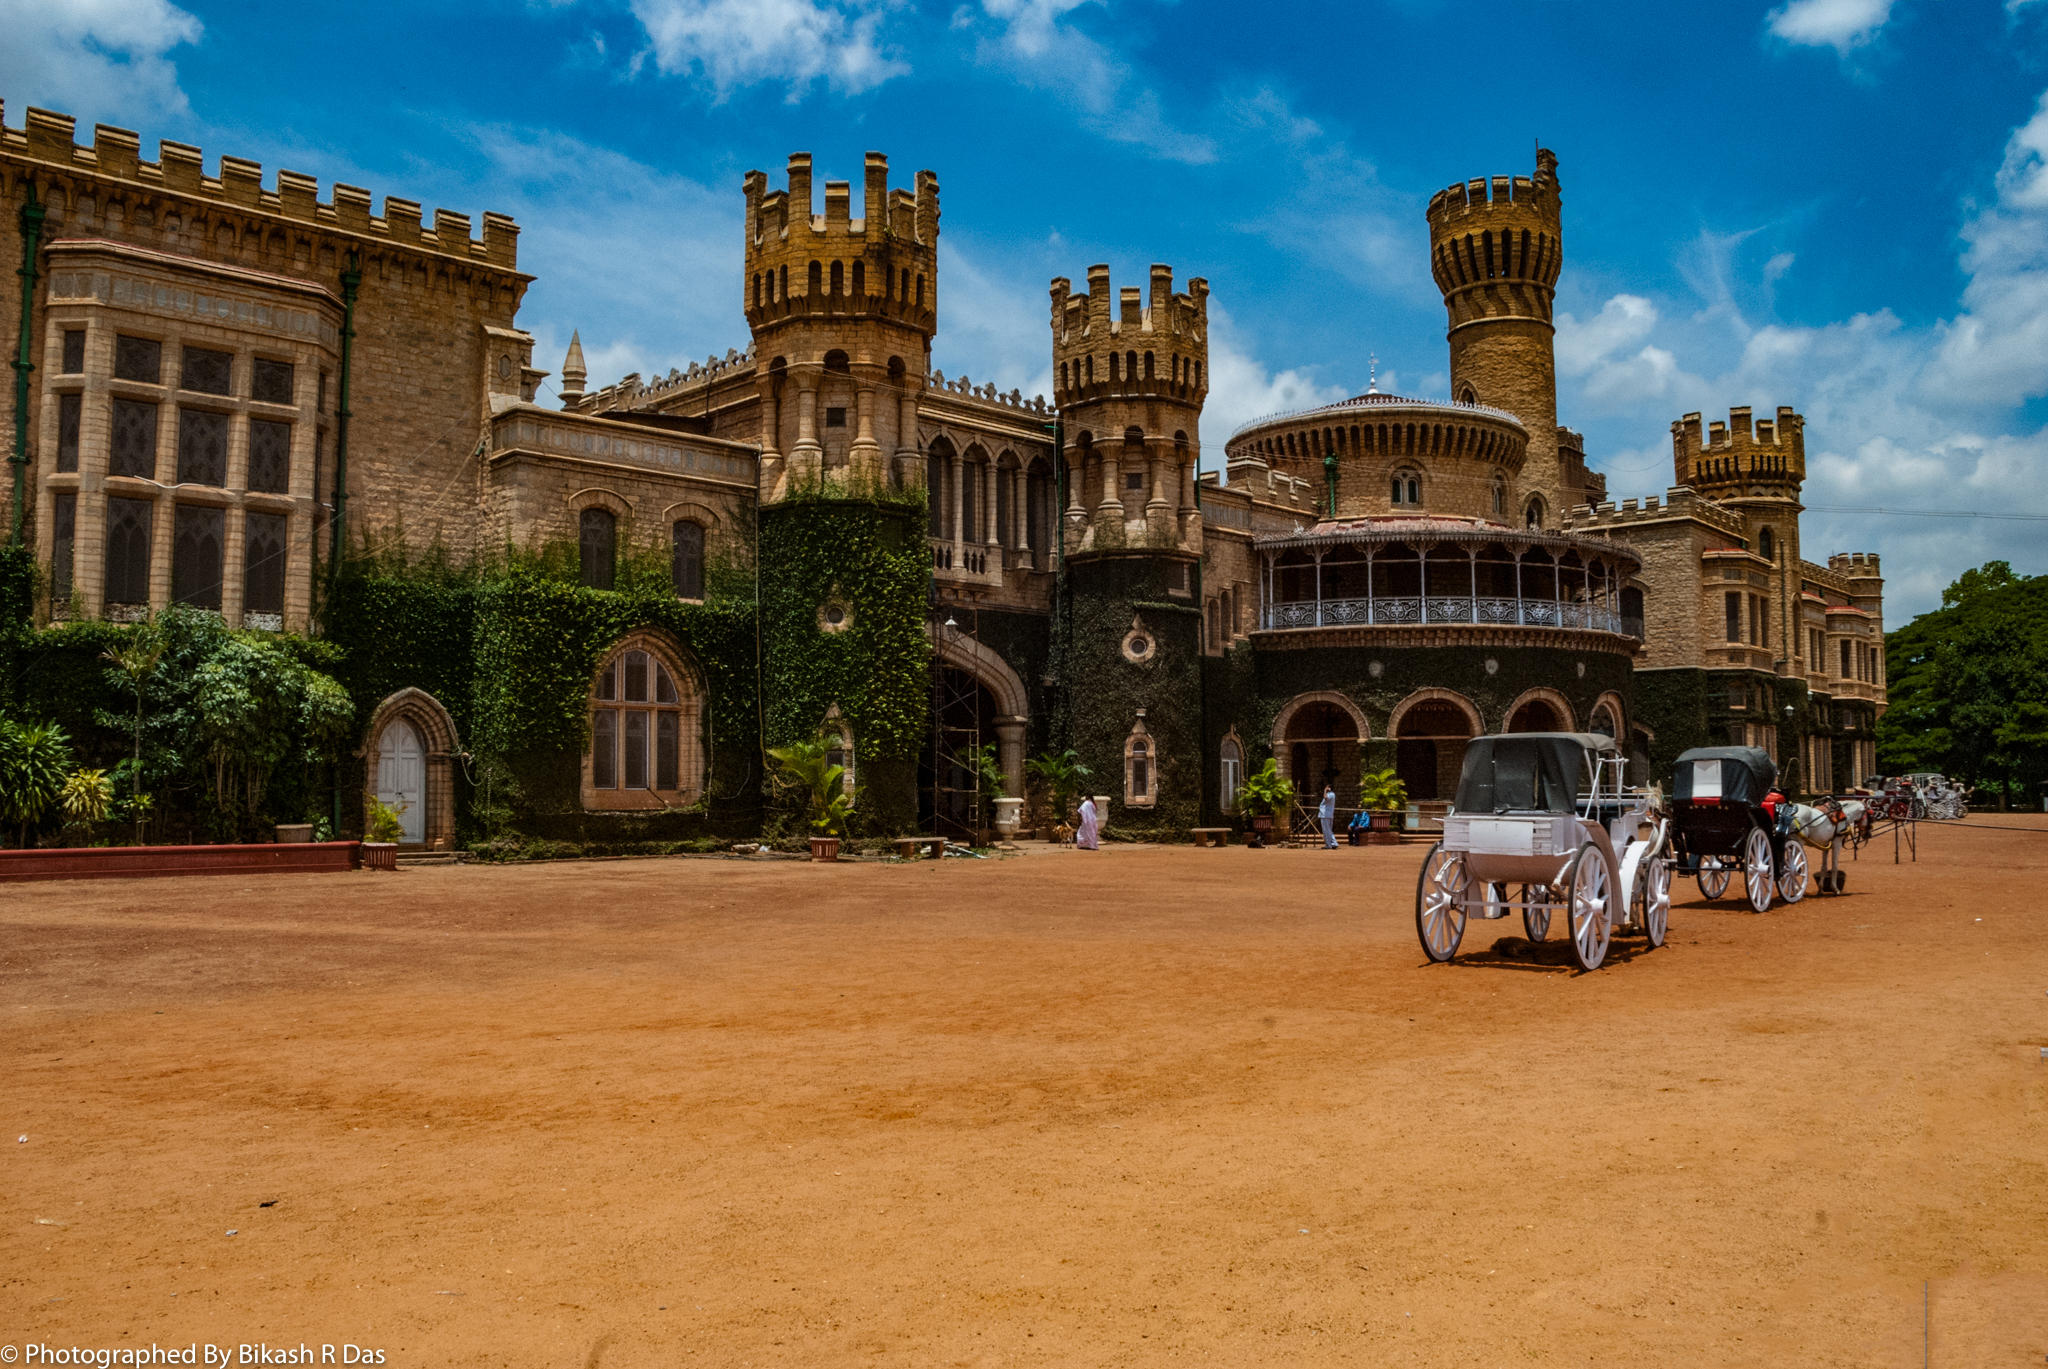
[1416, 732, 1673, 971]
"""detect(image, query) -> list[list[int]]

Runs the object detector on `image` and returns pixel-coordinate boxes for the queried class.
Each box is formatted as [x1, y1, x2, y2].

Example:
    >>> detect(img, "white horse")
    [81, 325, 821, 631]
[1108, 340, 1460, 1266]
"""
[1784, 799, 1868, 894]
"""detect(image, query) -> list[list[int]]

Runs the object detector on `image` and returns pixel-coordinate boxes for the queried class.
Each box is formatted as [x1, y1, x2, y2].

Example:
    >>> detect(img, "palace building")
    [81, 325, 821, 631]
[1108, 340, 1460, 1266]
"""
[0, 98, 1885, 846]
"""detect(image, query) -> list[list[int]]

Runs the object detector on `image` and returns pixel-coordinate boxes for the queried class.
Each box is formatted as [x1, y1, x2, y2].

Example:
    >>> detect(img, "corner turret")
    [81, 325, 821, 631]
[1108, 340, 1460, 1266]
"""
[558, 330, 587, 406]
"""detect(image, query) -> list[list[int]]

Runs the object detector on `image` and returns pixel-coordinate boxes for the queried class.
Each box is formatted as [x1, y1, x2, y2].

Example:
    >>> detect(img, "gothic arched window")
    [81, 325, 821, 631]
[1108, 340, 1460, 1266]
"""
[671, 520, 705, 600]
[579, 507, 616, 590]
[587, 635, 703, 807]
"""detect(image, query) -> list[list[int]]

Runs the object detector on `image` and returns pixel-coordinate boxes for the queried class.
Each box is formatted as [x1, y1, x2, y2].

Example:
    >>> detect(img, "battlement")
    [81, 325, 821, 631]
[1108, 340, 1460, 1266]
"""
[1567, 485, 1748, 540]
[1671, 405, 1805, 490]
[1828, 552, 1882, 577]
[1424, 148, 1561, 226]
[1427, 149, 1562, 322]
[1049, 264, 1209, 407]
[741, 151, 938, 339]
[0, 101, 521, 270]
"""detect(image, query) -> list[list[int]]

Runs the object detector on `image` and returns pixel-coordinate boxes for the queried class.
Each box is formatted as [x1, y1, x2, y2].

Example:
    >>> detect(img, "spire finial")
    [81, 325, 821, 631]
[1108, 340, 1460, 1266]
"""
[559, 329, 587, 406]
[1367, 353, 1379, 394]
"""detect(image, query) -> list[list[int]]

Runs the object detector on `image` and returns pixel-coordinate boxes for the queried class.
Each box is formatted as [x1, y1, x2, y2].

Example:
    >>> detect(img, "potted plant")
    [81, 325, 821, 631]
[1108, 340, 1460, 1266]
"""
[1025, 749, 1092, 843]
[363, 797, 407, 870]
[769, 738, 853, 861]
[1235, 759, 1295, 849]
[1358, 768, 1410, 844]
[971, 743, 1023, 843]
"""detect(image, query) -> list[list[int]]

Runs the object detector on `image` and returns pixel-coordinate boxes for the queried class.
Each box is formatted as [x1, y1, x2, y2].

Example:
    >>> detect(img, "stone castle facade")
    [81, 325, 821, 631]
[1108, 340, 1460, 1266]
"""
[1, 99, 1885, 844]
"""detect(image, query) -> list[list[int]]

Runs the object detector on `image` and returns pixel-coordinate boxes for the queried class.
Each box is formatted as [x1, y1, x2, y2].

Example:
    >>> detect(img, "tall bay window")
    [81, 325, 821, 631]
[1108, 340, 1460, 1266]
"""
[579, 507, 616, 590]
[247, 419, 291, 494]
[51, 494, 76, 605]
[110, 399, 158, 479]
[104, 497, 153, 607]
[172, 505, 224, 609]
[244, 512, 287, 617]
[671, 520, 705, 600]
[177, 409, 228, 486]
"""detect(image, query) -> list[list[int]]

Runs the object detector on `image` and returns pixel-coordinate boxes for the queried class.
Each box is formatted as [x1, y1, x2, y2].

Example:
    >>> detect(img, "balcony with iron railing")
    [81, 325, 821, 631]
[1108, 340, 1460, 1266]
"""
[1260, 595, 1627, 634]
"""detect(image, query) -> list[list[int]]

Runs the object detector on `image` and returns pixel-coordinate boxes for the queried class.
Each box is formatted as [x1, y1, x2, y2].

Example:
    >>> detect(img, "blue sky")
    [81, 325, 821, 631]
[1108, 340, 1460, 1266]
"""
[6, 0, 2048, 618]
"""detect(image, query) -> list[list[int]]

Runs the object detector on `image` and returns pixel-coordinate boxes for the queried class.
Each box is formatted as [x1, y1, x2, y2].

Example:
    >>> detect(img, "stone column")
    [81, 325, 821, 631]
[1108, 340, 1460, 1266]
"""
[789, 379, 822, 487]
[148, 494, 174, 611]
[981, 461, 995, 547]
[949, 445, 963, 565]
[895, 388, 921, 490]
[995, 717, 1027, 805]
[758, 378, 783, 499]
[1146, 437, 1170, 539]
[850, 384, 883, 482]
[222, 503, 247, 625]
[1098, 442, 1121, 519]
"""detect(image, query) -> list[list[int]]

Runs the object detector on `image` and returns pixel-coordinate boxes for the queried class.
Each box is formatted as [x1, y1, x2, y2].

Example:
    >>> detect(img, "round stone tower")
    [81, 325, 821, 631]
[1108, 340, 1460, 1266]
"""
[1048, 264, 1208, 556]
[1426, 149, 1566, 526]
[742, 152, 939, 499]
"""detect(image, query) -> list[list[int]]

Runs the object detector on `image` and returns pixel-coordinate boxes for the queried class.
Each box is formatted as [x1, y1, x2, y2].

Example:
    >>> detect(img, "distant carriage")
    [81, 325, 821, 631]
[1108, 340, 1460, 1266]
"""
[1667, 746, 1807, 912]
[1415, 732, 1672, 971]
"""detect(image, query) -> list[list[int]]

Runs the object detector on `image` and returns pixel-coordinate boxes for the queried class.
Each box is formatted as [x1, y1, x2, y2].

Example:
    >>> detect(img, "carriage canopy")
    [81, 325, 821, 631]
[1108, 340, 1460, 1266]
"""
[1454, 732, 1618, 815]
[1672, 746, 1778, 804]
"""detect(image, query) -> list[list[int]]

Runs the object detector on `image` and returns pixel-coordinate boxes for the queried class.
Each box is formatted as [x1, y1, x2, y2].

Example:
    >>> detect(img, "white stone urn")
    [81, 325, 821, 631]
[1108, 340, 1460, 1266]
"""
[992, 796, 1024, 839]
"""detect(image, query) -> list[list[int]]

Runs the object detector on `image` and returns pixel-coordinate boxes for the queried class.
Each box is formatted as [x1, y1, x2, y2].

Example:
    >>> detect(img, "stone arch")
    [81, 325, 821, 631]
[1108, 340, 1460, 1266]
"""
[1386, 688, 1482, 740]
[1586, 689, 1626, 740]
[660, 499, 721, 529]
[1270, 690, 1369, 754]
[1504, 686, 1576, 733]
[584, 628, 708, 810]
[1272, 691, 1370, 806]
[935, 623, 1031, 797]
[567, 487, 631, 518]
[357, 688, 461, 850]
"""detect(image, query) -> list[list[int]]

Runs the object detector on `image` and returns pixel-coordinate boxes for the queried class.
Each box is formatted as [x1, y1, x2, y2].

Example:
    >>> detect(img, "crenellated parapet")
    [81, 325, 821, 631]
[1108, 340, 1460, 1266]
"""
[742, 152, 938, 341]
[1, 101, 522, 272]
[1049, 263, 1208, 406]
[1426, 149, 1562, 333]
[1671, 406, 1805, 495]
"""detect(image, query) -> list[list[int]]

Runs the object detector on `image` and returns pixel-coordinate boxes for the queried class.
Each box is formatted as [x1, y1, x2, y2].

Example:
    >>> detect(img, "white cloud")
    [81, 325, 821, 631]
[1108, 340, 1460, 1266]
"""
[1567, 89, 2048, 617]
[0, 0, 202, 124]
[1765, 0, 1894, 54]
[970, 0, 1215, 164]
[1203, 306, 1350, 449]
[930, 239, 1057, 403]
[628, 0, 907, 100]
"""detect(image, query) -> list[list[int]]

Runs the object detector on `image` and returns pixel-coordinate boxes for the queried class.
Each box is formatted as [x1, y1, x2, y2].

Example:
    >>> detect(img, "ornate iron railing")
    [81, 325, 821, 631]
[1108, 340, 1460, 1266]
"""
[1260, 595, 1623, 634]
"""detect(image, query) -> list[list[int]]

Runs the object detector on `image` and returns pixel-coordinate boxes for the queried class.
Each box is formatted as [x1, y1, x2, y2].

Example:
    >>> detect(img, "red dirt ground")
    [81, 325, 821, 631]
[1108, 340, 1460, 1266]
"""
[6, 816, 2048, 1367]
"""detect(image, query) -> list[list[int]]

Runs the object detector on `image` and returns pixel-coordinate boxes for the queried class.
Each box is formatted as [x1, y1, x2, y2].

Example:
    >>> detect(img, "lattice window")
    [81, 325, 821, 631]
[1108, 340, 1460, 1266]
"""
[57, 393, 80, 473]
[110, 399, 158, 478]
[114, 336, 160, 384]
[172, 505, 224, 609]
[51, 494, 75, 603]
[248, 419, 291, 493]
[180, 346, 232, 396]
[671, 521, 704, 600]
[579, 508, 616, 590]
[252, 358, 295, 405]
[104, 498, 152, 605]
[177, 409, 228, 486]
[61, 330, 84, 374]
[244, 511, 287, 614]
[589, 642, 699, 801]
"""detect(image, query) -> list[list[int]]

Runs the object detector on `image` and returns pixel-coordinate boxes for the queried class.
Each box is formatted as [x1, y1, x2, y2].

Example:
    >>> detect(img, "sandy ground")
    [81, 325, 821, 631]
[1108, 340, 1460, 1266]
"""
[6, 816, 2048, 1367]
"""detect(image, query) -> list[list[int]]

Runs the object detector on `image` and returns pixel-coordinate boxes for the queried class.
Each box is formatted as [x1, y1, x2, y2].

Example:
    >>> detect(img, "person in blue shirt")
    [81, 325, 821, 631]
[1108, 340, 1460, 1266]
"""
[1319, 784, 1338, 849]
[1347, 808, 1370, 846]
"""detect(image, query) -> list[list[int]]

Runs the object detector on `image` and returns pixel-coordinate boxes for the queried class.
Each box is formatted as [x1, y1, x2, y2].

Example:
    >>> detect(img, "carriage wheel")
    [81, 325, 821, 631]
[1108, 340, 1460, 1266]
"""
[1415, 843, 1469, 963]
[1696, 857, 1731, 901]
[1521, 885, 1551, 943]
[1565, 843, 1612, 971]
[1777, 840, 1809, 904]
[1741, 827, 1775, 914]
[1640, 855, 1671, 948]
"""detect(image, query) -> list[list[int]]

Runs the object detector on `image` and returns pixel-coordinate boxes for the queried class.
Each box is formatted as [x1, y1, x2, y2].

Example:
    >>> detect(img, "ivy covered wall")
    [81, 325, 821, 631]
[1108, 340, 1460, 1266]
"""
[758, 498, 932, 836]
[1057, 554, 1204, 838]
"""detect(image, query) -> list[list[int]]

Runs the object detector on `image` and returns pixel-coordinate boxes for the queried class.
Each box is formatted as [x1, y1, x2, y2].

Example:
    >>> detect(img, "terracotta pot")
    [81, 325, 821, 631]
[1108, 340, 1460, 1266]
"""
[1368, 810, 1393, 831]
[274, 823, 315, 844]
[809, 835, 841, 863]
[362, 841, 398, 871]
[1250, 815, 1274, 831]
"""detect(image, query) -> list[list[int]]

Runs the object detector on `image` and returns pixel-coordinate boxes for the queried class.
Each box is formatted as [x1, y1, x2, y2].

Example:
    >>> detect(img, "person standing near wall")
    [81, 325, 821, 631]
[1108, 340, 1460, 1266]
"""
[1320, 784, 1337, 849]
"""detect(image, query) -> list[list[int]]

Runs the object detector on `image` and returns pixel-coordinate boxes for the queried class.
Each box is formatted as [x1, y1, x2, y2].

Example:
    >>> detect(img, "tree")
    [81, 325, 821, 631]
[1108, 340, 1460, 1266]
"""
[1025, 749, 1091, 822]
[0, 718, 76, 846]
[101, 621, 165, 840]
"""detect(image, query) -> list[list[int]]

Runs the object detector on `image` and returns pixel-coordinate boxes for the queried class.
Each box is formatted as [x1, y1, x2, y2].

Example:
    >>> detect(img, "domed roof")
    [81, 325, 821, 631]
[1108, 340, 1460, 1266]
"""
[1227, 388, 1526, 446]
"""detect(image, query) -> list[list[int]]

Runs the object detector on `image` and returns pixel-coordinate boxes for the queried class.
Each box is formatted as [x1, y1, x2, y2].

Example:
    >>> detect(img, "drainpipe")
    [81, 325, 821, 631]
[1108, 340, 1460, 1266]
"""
[1323, 448, 1338, 520]
[11, 186, 45, 548]
[328, 251, 360, 839]
[327, 251, 361, 599]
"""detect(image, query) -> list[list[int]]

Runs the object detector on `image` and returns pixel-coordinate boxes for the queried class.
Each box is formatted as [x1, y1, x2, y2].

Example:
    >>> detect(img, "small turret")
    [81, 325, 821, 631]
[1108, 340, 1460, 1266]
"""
[1670, 406, 1805, 496]
[559, 330, 587, 406]
[1048, 264, 1208, 557]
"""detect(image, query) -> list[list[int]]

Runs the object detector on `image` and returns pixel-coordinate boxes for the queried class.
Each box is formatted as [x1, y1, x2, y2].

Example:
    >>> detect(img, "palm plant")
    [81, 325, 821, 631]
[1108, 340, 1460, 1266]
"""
[60, 769, 114, 827]
[101, 623, 165, 841]
[1024, 749, 1091, 823]
[1358, 767, 1409, 812]
[0, 718, 76, 846]
[768, 737, 853, 837]
[1235, 757, 1296, 817]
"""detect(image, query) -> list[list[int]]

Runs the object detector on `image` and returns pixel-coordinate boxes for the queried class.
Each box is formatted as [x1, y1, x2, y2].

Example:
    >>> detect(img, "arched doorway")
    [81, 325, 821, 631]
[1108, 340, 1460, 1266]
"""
[375, 720, 425, 844]
[920, 665, 999, 840]
[1508, 699, 1562, 732]
[1285, 700, 1364, 808]
[1394, 700, 1474, 802]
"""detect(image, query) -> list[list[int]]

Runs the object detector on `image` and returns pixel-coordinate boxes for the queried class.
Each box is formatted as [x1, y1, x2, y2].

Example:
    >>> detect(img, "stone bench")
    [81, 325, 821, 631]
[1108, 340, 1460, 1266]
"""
[1189, 828, 1232, 848]
[892, 836, 948, 860]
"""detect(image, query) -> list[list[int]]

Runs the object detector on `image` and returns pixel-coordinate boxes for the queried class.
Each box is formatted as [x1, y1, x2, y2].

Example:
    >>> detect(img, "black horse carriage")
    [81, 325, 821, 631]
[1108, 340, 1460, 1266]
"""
[1667, 746, 1807, 913]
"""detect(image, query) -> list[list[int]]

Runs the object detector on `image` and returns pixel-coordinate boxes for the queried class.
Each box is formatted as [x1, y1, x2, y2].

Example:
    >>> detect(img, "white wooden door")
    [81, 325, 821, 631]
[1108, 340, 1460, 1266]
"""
[375, 721, 425, 844]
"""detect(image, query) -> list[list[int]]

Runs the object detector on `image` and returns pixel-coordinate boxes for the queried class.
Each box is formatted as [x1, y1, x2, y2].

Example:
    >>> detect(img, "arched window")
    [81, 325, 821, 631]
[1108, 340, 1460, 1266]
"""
[829, 261, 844, 297]
[1391, 470, 1421, 506]
[1110, 352, 1121, 383]
[1491, 478, 1505, 516]
[752, 273, 761, 309]
[824, 349, 850, 374]
[1084, 355, 1094, 386]
[672, 520, 705, 600]
[1621, 585, 1645, 636]
[851, 261, 865, 297]
[807, 260, 822, 296]
[778, 265, 787, 300]
[1758, 526, 1775, 562]
[1219, 734, 1243, 813]
[915, 273, 925, 306]
[1144, 351, 1155, 380]
[1524, 496, 1546, 530]
[1125, 732, 1153, 806]
[587, 636, 701, 804]
[579, 507, 616, 590]
[1460, 385, 1477, 405]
